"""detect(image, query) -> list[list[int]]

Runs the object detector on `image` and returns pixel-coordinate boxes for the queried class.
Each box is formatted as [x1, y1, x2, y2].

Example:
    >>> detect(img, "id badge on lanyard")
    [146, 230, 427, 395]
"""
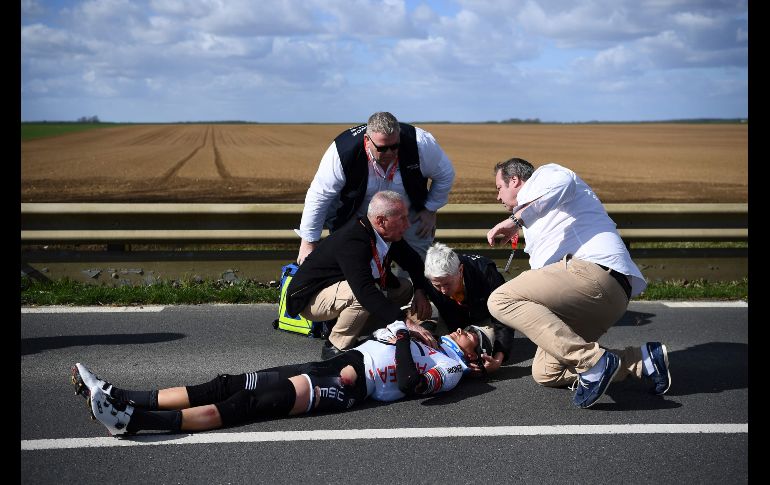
[370, 238, 387, 289]
[360, 220, 388, 290]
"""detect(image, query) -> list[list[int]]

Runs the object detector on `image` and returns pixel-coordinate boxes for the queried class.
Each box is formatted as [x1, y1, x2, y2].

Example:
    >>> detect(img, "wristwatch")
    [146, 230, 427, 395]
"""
[509, 215, 524, 228]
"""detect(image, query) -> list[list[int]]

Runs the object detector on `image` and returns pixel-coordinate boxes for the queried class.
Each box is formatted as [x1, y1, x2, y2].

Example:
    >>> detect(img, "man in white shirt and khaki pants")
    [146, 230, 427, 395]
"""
[485, 158, 672, 409]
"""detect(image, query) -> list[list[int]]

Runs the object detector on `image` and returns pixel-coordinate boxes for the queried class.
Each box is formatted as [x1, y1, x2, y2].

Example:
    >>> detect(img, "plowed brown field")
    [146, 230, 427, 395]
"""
[21, 123, 747, 203]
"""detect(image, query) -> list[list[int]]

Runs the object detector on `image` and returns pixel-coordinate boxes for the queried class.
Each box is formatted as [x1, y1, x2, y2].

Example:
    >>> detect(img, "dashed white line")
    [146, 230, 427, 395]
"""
[662, 301, 747, 308]
[21, 423, 748, 451]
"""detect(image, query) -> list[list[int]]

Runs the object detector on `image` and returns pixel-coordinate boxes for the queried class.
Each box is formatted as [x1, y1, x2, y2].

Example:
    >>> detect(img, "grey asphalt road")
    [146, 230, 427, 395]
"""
[21, 302, 748, 484]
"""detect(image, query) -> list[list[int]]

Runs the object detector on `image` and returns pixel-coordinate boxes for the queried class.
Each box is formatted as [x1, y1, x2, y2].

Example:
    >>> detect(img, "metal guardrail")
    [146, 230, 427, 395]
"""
[20, 203, 748, 246]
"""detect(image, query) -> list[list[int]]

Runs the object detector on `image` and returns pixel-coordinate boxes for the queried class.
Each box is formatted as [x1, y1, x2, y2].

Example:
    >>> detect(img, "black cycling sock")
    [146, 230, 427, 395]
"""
[126, 409, 182, 433]
[111, 388, 159, 410]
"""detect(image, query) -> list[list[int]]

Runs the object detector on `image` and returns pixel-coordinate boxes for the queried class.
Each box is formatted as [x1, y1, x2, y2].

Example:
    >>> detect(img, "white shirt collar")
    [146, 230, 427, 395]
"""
[370, 227, 392, 279]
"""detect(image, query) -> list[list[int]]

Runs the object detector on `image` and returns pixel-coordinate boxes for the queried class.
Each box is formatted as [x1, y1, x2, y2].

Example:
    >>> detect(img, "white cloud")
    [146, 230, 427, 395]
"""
[129, 16, 183, 45]
[307, 0, 419, 38]
[21, 0, 46, 16]
[20, 0, 747, 122]
[21, 23, 92, 57]
[24, 78, 54, 95]
[436, 9, 534, 65]
[144, 77, 164, 91]
[706, 74, 748, 98]
[736, 26, 747, 42]
[412, 3, 438, 25]
[149, 0, 211, 16]
[70, 0, 144, 34]
[585, 44, 645, 75]
[517, 0, 651, 46]
[672, 11, 717, 29]
[322, 72, 347, 90]
[192, 0, 317, 36]
[195, 32, 251, 57]
[638, 30, 688, 64]
[392, 36, 452, 72]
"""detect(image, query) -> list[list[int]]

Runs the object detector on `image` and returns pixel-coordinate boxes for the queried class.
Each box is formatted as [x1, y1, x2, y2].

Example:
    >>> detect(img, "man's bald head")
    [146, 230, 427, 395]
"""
[367, 191, 410, 242]
[368, 190, 406, 218]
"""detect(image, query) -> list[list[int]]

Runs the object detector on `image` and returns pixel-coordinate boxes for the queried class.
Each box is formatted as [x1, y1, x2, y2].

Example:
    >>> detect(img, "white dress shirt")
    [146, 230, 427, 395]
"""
[370, 229, 391, 281]
[516, 163, 647, 297]
[297, 126, 455, 242]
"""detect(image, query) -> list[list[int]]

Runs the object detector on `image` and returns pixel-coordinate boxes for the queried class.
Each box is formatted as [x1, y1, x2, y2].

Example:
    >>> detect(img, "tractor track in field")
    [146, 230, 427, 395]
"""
[157, 126, 211, 184]
[21, 123, 748, 204]
[212, 126, 232, 180]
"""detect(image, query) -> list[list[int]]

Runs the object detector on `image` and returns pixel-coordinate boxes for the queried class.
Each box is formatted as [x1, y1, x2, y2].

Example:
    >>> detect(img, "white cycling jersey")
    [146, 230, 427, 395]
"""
[355, 335, 468, 402]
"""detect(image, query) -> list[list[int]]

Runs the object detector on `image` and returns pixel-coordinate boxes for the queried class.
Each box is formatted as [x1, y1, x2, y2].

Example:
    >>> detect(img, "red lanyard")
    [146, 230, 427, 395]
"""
[383, 160, 398, 181]
[366, 146, 398, 181]
[360, 219, 388, 287]
[369, 238, 387, 287]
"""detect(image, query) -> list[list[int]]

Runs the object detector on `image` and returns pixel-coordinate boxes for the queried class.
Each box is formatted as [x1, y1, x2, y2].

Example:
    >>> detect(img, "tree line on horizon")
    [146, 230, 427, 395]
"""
[21, 117, 748, 125]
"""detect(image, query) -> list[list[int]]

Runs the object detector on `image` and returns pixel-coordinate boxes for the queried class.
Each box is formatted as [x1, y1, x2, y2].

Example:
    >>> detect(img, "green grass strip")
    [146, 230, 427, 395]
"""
[20, 277, 747, 306]
[21, 123, 123, 141]
[20, 278, 279, 306]
[634, 277, 748, 301]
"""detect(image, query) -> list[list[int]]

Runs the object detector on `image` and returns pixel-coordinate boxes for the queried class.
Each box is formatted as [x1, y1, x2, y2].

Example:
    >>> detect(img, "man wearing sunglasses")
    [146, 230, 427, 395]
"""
[296, 111, 455, 265]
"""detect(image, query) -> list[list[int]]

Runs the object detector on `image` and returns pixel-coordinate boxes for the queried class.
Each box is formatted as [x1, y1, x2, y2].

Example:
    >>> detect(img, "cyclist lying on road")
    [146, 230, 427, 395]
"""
[72, 321, 495, 436]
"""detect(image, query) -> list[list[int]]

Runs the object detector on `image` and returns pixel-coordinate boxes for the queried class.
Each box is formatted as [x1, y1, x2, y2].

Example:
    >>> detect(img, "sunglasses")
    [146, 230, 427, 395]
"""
[366, 135, 400, 153]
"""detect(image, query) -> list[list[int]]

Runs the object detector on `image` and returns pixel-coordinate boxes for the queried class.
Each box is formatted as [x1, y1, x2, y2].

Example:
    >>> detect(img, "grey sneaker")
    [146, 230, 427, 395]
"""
[90, 387, 134, 436]
[71, 363, 113, 401]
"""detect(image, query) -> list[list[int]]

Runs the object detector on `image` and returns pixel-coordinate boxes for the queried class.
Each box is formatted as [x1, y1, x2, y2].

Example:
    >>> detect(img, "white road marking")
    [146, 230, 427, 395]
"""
[661, 301, 748, 308]
[21, 423, 748, 451]
[21, 306, 166, 314]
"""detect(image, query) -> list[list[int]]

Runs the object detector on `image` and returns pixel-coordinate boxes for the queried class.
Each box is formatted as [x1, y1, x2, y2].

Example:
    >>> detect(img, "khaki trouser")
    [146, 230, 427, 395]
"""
[300, 277, 413, 350]
[488, 254, 643, 387]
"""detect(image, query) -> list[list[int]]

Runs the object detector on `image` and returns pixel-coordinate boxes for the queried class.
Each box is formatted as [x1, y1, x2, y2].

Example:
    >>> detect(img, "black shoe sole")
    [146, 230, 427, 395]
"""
[651, 343, 671, 395]
[321, 345, 345, 360]
[71, 366, 90, 398]
[71, 366, 97, 420]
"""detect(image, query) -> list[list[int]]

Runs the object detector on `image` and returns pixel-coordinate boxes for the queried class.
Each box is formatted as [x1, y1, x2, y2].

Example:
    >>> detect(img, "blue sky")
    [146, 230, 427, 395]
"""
[21, 0, 748, 123]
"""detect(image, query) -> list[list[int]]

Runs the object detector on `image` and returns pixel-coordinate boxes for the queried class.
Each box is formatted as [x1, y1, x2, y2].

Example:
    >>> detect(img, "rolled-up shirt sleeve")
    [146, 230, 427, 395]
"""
[518, 164, 576, 224]
[297, 142, 347, 242]
[416, 129, 455, 212]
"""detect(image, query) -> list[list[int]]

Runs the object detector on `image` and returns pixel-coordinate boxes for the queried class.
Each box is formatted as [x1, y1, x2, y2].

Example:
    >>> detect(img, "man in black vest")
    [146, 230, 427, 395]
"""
[421, 242, 516, 375]
[296, 111, 455, 264]
[287, 191, 434, 359]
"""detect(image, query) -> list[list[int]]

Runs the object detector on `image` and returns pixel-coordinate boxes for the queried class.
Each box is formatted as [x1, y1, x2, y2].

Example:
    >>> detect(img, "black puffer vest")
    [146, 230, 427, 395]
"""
[327, 122, 428, 231]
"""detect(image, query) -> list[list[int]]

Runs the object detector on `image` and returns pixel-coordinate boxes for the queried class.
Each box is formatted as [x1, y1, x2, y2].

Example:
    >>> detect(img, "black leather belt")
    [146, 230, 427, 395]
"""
[596, 264, 631, 300]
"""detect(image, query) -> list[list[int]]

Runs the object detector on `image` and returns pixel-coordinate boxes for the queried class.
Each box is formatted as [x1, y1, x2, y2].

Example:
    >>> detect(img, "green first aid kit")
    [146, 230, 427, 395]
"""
[273, 263, 314, 335]
[272, 263, 332, 338]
